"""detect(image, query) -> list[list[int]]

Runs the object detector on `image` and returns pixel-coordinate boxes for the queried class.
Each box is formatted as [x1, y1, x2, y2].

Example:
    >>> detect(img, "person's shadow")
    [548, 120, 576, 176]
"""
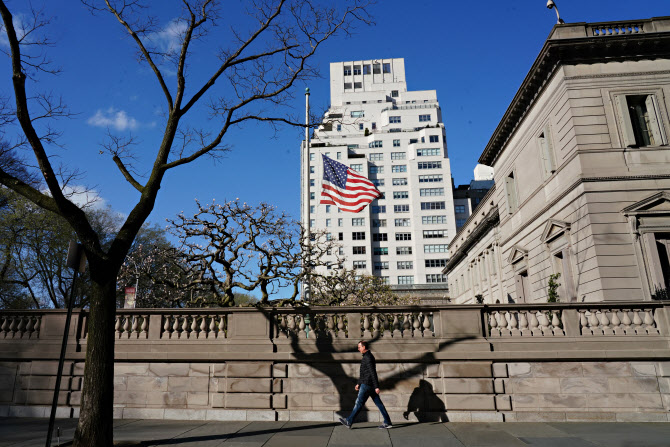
[403, 379, 447, 422]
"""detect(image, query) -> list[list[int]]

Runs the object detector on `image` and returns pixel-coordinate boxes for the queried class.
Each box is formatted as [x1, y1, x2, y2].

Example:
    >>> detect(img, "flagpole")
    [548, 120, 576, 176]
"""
[305, 87, 311, 302]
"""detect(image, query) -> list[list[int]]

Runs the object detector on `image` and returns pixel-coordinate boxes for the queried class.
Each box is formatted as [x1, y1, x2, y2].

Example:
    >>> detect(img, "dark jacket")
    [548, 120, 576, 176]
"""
[358, 350, 380, 389]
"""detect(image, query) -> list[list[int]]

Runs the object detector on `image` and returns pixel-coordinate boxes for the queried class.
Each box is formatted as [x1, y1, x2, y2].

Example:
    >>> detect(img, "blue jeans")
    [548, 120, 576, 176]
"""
[346, 383, 391, 425]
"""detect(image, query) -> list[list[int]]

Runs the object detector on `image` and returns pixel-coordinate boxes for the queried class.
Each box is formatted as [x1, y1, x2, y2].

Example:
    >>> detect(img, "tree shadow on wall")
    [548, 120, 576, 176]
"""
[260, 308, 476, 421]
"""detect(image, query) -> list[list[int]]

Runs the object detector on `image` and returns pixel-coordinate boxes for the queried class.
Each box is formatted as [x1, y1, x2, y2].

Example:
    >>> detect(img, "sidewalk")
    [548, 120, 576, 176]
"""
[2, 418, 670, 447]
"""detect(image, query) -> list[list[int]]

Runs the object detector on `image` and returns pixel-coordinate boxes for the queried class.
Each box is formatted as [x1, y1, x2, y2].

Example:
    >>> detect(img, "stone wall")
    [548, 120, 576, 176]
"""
[1, 304, 670, 422]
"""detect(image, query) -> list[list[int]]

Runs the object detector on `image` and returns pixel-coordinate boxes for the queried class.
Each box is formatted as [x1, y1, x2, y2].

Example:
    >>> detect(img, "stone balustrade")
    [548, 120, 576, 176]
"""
[592, 22, 644, 36]
[1, 303, 670, 423]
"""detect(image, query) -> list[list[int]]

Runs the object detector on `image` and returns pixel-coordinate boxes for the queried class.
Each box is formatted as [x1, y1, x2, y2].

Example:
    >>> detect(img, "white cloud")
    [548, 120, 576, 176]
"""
[145, 19, 187, 56]
[42, 185, 107, 211]
[87, 108, 139, 131]
[0, 15, 27, 48]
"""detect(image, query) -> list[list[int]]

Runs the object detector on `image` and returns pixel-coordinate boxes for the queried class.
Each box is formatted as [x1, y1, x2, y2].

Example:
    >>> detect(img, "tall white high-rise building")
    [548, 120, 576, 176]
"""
[301, 58, 456, 296]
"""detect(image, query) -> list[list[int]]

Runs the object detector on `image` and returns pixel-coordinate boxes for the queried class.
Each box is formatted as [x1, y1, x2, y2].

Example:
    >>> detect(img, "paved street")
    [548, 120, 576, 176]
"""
[2, 418, 670, 447]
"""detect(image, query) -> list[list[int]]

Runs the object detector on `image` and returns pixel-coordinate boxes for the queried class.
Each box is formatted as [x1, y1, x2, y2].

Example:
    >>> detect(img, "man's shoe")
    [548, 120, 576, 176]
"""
[339, 417, 351, 429]
[378, 423, 392, 429]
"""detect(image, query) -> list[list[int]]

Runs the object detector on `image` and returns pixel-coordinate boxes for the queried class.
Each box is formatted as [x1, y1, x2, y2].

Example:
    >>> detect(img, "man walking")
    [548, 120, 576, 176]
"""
[340, 340, 392, 429]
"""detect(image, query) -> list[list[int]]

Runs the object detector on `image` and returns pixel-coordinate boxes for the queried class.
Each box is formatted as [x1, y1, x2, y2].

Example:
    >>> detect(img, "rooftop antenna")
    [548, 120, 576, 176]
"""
[546, 0, 565, 24]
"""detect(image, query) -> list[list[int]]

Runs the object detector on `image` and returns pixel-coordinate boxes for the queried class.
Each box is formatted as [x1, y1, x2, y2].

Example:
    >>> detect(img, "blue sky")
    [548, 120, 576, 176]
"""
[1, 0, 668, 227]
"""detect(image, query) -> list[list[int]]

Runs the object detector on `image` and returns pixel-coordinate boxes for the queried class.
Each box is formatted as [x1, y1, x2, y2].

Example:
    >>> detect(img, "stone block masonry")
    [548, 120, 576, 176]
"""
[1, 303, 670, 421]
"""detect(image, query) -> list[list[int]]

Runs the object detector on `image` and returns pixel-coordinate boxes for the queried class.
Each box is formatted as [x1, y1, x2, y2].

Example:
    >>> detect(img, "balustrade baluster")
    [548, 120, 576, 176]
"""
[373, 315, 380, 338]
[1, 316, 9, 338]
[298, 316, 307, 339]
[123, 316, 131, 339]
[392, 314, 401, 337]
[172, 315, 181, 337]
[17, 317, 26, 338]
[611, 311, 623, 335]
[632, 309, 643, 335]
[509, 312, 520, 337]
[115, 316, 121, 338]
[181, 315, 189, 338]
[141, 315, 148, 338]
[25, 316, 35, 337]
[337, 315, 345, 338]
[163, 315, 172, 339]
[363, 315, 372, 338]
[588, 311, 600, 336]
[199, 316, 207, 339]
[191, 315, 199, 338]
[600, 311, 613, 335]
[643, 310, 658, 335]
[34, 316, 41, 338]
[621, 310, 633, 335]
[287, 315, 296, 337]
[130, 316, 138, 338]
[519, 311, 529, 336]
[578, 310, 588, 336]
[208, 315, 216, 339]
[498, 312, 510, 337]
[327, 315, 336, 337]
[412, 313, 422, 338]
[529, 312, 541, 336]
[489, 312, 499, 337]
[551, 311, 564, 336]
[403, 313, 412, 337]
[422, 312, 432, 337]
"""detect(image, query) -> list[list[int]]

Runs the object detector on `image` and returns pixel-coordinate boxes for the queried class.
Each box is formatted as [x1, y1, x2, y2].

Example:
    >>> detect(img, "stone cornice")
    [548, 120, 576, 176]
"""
[479, 17, 670, 167]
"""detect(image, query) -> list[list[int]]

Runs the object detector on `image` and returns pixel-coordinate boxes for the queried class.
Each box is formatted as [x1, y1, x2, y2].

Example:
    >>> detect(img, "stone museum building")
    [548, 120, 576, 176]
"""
[301, 58, 456, 297]
[446, 16, 670, 304]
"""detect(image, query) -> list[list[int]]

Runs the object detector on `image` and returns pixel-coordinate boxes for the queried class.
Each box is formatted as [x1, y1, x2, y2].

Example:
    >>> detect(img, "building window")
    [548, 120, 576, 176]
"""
[421, 201, 445, 210]
[426, 274, 448, 283]
[370, 166, 384, 174]
[351, 111, 364, 118]
[397, 261, 413, 269]
[389, 116, 401, 123]
[394, 204, 410, 213]
[309, 165, 314, 174]
[310, 219, 315, 227]
[326, 233, 331, 241]
[309, 153, 315, 161]
[369, 153, 383, 161]
[363, 64, 371, 75]
[420, 188, 444, 197]
[344, 83, 352, 90]
[373, 233, 388, 241]
[429, 135, 439, 143]
[353, 65, 361, 75]
[456, 218, 467, 227]
[373, 179, 385, 187]
[505, 171, 518, 214]
[392, 178, 408, 186]
[368, 141, 383, 148]
[359, 123, 364, 130]
[343, 65, 352, 76]
[349, 164, 363, 172]
[391, 90, 398, 97]
[538, 124, 556, 177]
[338, 232, 343, 241]
[325, 205, 331, 213]
[454, 205, 466, 213]
[336, 152, 342, 160]
[336, 124, 342, 132]
[374, 247, 389, 255]
[422, 215, 446, 224]
[309, 179, 315, 187]
[425, 259, 447, 268]
[353, 260, 366, 269]
[372, 205, 386, 213]
[310, 205, 315, 214]
[392, 165, 407, 173]
[354, 82, 363, 89]
[383, 63, 391, 73]
[393, 139, 400, 147]
[373, 63, 381, 74]
[391, 152, 406, 160]
[418, 161, 442, 169]
[374, 261, 389, 270]
[310, 192, 315, 200]
[424, 244, 448, 253]
[352, 218, 365, 226]
[419, 114, 431, 122]
[352, 232, 365, 240]
[338, 218, 343, 226]
[396, 247, 412, 255]
[325, 219, 331, 227]
[395, 218, 411, 227]
[373, 219, 387, 227]
[423, 230, 446, 238]
[417, 148, 441, 157]
[396, 233, 411, 241]
[393, 191, 409, 199]
[371, 122, 376, 130]
[353, 246, 366, 255]
[397, 276, 414, 285]
[614, 94, 667, 147]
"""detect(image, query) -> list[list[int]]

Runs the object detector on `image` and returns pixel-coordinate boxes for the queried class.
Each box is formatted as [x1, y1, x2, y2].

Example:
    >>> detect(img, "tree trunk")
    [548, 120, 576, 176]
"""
[72, 274, 117, 447]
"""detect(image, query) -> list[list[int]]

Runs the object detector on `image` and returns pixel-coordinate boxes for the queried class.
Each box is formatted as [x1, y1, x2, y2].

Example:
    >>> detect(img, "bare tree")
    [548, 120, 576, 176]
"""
[0, 1, 372, 444]
[166, 199, 337, 306]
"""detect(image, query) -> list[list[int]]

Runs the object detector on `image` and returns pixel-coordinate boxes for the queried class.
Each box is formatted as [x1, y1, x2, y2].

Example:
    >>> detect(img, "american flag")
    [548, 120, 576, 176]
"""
[319, 154, 382, 213]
